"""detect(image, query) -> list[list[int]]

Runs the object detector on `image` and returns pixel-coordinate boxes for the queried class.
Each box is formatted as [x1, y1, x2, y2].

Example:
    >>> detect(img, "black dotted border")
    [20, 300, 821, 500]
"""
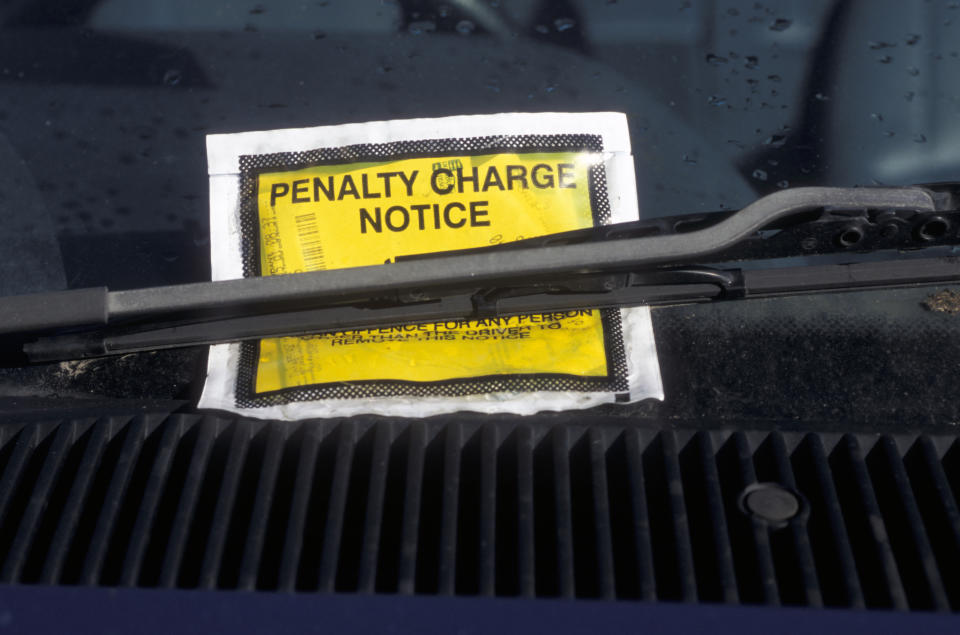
[233, 133, 627, 408]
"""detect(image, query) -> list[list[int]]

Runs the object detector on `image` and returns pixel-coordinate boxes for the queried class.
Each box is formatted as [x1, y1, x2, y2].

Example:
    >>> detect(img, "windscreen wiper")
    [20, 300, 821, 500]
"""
[2, 185, 959, 364]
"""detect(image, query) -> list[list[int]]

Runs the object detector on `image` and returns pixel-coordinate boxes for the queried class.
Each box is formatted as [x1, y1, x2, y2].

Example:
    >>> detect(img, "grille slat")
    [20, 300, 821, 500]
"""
[158, 419, 217, 588]
[39, 419, 113, 584]
[907, 436, 960, 610]
[317, 423, 356, 593]
[515, 425, 535, 598]
[396, 422, 426, 594]
[478, 424, 498, 596]
[870, 436, 949, 611]
[0, 426, 41, 554]
[692, 431, 740, 604]
[766, 432, 822, 607]
[658, 431, 698, 602]
[732, 432, 778, 605]
[79, 416, 152, 585]
[198, 422, 257, 589]
[357, 424, 393, 593]
[833, 434, 908, 610]
[437, 423, 462, 595]
[624, 429, 656, 601]
[277, 423, 323, 592]
[796, 434, 864, 607]
[0, 414, 957, 613]
[118, 419, 183, 586]
[237, 424, 289, 591]
[551, 426, 576, 598]
[0, 422, 76, 583]
[588, 428, 616, 599]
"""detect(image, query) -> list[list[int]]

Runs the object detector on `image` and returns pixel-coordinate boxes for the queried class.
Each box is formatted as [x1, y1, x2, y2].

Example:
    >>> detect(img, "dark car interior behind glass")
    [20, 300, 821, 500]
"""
[0, 0, 960, 620]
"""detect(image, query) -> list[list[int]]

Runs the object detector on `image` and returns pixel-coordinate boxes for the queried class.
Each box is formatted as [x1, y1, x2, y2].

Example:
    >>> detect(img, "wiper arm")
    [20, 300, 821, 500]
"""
[2, 185, 959, 363]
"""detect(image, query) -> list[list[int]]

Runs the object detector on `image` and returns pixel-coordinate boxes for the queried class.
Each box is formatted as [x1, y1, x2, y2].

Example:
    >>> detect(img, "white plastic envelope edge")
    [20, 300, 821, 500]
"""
[198, 112, 664, 420]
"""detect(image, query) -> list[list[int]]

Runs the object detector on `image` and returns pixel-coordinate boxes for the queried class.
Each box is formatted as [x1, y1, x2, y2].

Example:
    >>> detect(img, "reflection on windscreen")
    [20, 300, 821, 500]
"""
[89, 0, 400, 32]
[0, 0, 958, 295]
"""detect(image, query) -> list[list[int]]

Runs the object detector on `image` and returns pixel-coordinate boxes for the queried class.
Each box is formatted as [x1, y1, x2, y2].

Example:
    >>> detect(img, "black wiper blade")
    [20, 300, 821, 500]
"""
[2, 185, 959, 363]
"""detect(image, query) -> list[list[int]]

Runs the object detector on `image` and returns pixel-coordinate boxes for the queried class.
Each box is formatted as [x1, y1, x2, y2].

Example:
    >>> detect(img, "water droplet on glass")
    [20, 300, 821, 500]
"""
[767, 74, 782, 82]
[544, 83, 558, 93]
[162, 69, 182, 86]
[707, 95, 727, 106]
[871, 112, 884, 122]
[769, 18, 792, 32]
[534, 24, 549, 34]
[868, 40, 895, 49]
[456, 19, 475, 35]
[905, 33, 921, 46]
[877, 55, 893, 64]
[763, 134, 786, 147]
[907, 66, 919, 76]
[706, 53, 728, 65]
[814, 92, 830, 101]
[745, 55, 759, 69]
[682, 153, 697, 165]
[752, 168, 768, 181]
[554, 17, 576, 32]
[882, 130, 895, 137]
[776, 180, 789, 189]
[313, 30, 327, 39]
[408, 20, 436, 35]
[913, 133, 927, 143]
[905, 90, 915, 101]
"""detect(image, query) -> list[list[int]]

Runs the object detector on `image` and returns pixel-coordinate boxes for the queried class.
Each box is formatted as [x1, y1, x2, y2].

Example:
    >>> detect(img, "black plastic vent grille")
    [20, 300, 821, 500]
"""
[0, 414, 957, 611]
